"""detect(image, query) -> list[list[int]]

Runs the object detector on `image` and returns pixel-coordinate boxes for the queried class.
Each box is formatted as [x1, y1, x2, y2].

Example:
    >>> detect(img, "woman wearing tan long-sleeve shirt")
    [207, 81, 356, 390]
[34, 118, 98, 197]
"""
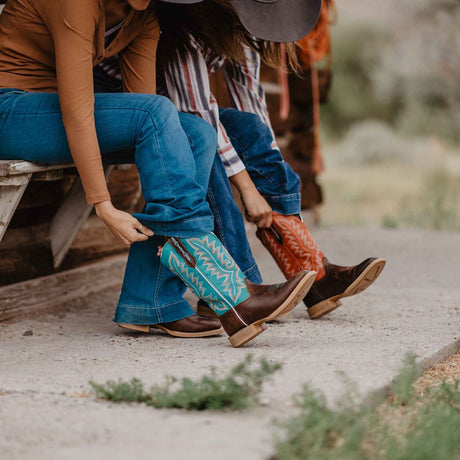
[0, 0, 315, 347]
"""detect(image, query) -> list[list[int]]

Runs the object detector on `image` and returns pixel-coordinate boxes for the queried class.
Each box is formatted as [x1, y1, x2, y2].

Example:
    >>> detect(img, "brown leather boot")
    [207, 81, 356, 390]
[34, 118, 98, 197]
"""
[218, 271, 316, 347]
[160, 233, 317, 347]
[304, 257, 386, 319]
[197, 299, 218, 319]
[117, 315, 224, 338]
[256, 212, 386, 319]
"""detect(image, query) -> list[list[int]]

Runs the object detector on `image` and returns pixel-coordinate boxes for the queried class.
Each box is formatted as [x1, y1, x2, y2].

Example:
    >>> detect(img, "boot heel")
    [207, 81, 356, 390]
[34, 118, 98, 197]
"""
[229, 323, 268, 348]
[117, 323, 150, 333]
[308, 299, 342, 319]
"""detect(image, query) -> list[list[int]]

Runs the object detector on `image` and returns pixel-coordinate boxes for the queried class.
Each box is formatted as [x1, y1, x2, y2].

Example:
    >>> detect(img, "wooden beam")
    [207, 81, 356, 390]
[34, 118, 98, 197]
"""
[0, 175, 32, 242]
[0, 160, 73, 176]
[31, 169, 65, 181]
[0, 255, 127, 322]
[49, 166, 114, 269]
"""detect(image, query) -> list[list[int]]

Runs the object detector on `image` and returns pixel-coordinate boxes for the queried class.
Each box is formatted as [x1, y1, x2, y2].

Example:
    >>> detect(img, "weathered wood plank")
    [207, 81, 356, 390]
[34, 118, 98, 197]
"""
[31, 169, 64, 181]
[49, 166, 114, 268]
[0, 176, 32, 242]
[0, 160, 73, 176]
[0, 254, 127, 322]
[0, 175, 31, 186]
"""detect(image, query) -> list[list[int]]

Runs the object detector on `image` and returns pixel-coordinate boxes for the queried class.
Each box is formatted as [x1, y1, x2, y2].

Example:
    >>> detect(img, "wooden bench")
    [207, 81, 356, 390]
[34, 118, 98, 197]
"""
[0, 160, 114, 268]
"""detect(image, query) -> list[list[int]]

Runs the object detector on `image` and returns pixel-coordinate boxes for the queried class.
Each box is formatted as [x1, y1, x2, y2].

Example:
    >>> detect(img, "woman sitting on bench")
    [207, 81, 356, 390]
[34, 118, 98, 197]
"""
[0, 0, 319, 347]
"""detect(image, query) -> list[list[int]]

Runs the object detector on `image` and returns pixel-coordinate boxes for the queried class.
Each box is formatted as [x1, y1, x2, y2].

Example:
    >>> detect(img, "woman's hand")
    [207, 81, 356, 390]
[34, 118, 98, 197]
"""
[230, 170, 273, 228]
[95, 201, 154, 245]
[241, 188, 273, 228]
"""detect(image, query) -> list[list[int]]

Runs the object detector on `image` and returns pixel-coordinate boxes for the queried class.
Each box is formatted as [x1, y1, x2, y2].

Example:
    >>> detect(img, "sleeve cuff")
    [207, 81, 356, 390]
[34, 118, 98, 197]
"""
[223, 159, 246, 177]
[86, 192, 111, 205]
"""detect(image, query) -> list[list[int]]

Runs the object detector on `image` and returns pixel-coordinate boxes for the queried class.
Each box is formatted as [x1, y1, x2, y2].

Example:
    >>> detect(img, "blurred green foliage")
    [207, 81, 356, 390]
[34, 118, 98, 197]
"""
[273, 353, 460, 460]
[322, 0, 460, 145]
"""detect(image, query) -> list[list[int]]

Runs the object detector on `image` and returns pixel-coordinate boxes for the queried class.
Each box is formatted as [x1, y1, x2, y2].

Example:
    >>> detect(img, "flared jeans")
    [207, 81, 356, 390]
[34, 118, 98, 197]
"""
[0, 88, 217, 323]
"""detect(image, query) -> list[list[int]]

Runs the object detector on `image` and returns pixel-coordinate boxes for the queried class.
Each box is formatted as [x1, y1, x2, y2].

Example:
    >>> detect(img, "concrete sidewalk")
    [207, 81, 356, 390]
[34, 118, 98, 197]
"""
[1, 227, 459, 460]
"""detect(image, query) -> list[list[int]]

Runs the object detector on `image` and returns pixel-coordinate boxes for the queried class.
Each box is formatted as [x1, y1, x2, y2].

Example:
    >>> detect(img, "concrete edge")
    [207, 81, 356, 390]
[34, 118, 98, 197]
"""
[365, 337, 460, 407]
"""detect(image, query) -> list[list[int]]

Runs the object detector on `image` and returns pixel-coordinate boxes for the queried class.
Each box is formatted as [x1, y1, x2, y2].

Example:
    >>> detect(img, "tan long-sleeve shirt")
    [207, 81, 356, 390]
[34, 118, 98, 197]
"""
[0, 0, 159, 203]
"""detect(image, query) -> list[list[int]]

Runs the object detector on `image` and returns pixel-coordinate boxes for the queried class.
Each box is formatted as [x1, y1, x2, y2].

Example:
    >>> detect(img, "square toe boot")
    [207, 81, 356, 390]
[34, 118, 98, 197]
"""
[160, 233, 317, 347]
[256, 212, 386, 319]
[304, 257, 386, 318]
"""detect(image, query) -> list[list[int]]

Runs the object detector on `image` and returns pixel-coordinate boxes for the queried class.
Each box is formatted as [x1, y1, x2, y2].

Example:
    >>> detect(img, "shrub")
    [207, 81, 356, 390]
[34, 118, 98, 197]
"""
[90, 354, 281, 411]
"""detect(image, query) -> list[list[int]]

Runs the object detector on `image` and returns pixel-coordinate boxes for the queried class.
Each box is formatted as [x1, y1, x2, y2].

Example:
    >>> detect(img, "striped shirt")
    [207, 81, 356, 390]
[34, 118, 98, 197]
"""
[160, 43, 279, 176]
[95, 39, 279, 177]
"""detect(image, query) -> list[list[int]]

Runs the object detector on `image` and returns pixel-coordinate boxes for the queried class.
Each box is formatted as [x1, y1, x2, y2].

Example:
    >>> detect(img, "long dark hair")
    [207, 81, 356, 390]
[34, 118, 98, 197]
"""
[157, 0, 299, 71]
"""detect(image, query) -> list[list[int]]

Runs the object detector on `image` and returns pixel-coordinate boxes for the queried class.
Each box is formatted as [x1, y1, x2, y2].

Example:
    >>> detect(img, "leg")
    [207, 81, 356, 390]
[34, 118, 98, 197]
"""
[0, 91, 217, 332]
[220, 108, 386, 319]
[207, 152, 262, 284]
[115, 112, 224, 328]
[219, 108, 302, 216]
[0, 90, 214, 237]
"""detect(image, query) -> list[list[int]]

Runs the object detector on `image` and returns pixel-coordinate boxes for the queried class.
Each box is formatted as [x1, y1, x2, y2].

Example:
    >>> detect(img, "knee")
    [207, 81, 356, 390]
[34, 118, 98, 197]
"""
[182, 115, 218, 156]
[221, 109, 272, 142]
[140, 95, 179, 127]
[197, 120, 218, 155]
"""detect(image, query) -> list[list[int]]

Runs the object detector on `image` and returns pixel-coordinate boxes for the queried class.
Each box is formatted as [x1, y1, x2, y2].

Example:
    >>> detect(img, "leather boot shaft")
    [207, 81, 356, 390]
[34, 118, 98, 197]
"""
[256, 211, 325, 280]
[160, 233, 250, 316]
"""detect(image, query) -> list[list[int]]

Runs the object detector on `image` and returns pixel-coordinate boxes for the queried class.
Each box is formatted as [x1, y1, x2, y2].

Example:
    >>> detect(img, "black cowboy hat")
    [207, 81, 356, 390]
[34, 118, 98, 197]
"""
[159, 0, 322, 42]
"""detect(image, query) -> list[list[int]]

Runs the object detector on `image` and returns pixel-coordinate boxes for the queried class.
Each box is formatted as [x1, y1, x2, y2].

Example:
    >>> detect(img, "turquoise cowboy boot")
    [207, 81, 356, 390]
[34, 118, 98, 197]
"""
[160, 233, 316, 347]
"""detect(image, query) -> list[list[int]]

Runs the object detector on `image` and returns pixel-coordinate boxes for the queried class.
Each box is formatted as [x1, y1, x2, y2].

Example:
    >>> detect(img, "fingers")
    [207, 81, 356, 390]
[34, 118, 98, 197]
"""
[132, 219, 154, 237]
[256, 213, 272, 228]
[247, 209, 273, 228]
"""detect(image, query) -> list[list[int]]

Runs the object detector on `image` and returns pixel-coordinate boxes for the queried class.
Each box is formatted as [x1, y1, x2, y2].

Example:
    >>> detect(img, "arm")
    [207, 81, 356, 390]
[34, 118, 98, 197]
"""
[119, 13, 160, 94]
[43, 0, 109, 205]
[44, 1, 152, 243]
[222, 46, 282, 227]
[163, 47, 246, 177]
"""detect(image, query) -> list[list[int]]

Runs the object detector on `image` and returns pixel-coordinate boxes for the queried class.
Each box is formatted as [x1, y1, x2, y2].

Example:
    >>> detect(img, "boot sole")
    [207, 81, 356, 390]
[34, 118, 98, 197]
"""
[308, 258, 386, 319]
[229, 270, 317, 347]
[117, 323, 224, 338]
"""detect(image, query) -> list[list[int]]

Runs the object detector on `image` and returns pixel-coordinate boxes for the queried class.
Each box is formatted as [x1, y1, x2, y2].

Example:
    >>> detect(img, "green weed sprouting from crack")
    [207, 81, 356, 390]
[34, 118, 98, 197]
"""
[272, 353, 460, 460]
[90, 354, 281, 411]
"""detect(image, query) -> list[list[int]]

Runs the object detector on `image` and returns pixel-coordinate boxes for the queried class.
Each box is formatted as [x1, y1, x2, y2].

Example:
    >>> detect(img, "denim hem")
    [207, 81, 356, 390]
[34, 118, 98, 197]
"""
[113, 299, 195, 325]
[132, 215, 214, 238]
[243, 263, 263, 284]
[263, 193, 301, 216]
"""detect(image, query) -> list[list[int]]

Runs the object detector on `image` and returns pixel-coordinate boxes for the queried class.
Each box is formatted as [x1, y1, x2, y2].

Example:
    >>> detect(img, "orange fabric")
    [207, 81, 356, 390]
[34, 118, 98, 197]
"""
[297, 0, 335, 174]
[297, 0, 335, 68]
[0, 0, 159, 204]
[256, 212, 326, 281]
[278, 44, 290, 121]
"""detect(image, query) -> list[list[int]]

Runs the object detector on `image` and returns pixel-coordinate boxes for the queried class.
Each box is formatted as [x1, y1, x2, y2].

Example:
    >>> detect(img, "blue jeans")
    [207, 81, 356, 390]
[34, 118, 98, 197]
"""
[0, 88, 218, 324]
[117, 108, 301, 324]
[219, 108, 301, 215]
[0, 89, 216, 237]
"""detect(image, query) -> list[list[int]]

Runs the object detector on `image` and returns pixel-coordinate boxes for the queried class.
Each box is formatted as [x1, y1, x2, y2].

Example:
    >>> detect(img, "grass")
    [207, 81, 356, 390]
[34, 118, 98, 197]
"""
[90, 354, 281, 411]
[272, 353, 460, 460]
